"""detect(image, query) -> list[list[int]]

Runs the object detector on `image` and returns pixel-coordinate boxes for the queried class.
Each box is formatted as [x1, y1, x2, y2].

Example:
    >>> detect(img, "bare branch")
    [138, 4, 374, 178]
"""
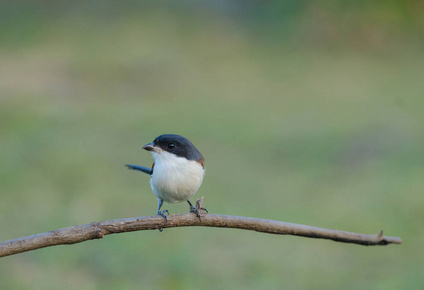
[0, 212, 402, 258]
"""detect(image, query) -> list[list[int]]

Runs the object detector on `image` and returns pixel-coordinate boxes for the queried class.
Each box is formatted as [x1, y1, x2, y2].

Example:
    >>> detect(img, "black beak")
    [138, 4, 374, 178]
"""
[142, 142, 155, 152]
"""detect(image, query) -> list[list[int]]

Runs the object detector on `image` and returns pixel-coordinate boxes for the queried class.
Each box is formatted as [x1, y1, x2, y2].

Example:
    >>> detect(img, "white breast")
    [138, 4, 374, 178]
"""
[150, 151, 205, 203]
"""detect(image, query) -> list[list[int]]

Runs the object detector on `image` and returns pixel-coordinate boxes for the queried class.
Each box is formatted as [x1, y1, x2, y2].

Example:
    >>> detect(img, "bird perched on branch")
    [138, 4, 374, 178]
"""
[126, 134, 207, 221]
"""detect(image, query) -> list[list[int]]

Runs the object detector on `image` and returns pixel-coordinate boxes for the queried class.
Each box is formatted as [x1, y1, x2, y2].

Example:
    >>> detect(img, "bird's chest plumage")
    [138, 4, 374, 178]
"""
[150, 152, 204, 203]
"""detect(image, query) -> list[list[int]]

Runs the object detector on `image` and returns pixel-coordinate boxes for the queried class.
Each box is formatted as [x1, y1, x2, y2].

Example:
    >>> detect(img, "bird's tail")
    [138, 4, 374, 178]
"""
[125, 164, 152, 175]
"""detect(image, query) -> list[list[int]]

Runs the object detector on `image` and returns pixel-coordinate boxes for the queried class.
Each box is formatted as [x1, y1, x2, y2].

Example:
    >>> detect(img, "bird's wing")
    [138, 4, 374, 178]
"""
[125, 164, 153, 175]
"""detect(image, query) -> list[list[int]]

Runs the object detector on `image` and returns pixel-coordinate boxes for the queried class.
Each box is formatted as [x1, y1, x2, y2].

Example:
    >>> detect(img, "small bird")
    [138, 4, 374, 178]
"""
[126, 134, 206, 221]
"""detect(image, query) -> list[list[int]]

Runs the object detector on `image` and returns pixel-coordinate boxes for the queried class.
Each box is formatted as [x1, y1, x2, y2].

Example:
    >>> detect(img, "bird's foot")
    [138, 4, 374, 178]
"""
[188, 197, 208, 222]
[189, 205, 207, 222]
[157, 209, 169, 221]
[189, 205, 202, 221]
[157, 209, 169, 232]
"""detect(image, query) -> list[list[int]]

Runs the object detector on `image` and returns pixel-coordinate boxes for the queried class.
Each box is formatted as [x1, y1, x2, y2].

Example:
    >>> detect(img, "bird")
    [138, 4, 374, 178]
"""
[126, 134, 207, 222]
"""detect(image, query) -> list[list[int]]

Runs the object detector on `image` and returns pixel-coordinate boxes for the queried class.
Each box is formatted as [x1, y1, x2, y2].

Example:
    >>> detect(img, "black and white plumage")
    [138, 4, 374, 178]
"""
[126, 134, 206, 221]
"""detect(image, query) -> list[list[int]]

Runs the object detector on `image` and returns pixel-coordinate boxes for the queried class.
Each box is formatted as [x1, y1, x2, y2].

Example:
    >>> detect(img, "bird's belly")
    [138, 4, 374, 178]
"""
[150, 162, 204, 203]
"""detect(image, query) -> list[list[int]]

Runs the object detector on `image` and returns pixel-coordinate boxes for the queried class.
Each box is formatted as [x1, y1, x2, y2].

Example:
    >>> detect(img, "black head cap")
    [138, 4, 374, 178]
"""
[153, 134, 204, 162]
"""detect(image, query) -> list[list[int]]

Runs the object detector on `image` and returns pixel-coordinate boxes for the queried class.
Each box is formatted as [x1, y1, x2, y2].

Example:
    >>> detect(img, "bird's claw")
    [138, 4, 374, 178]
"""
[157, 209, 169, 232]
[157, 209, 169, 222]
[190, 205, 201, 221]
[200, 207, 208, 213]
[189, 205, 207, 222]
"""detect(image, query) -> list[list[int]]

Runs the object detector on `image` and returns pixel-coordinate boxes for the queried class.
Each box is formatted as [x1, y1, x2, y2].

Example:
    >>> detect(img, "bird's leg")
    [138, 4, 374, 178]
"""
[187, 200, 207, 222]
[156, 199, 169, 232]
[157, 199, 169, 221]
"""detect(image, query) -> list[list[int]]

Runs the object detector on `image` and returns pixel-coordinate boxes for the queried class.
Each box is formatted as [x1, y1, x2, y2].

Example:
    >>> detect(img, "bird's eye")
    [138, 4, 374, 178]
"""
[167, 143, 175, 149]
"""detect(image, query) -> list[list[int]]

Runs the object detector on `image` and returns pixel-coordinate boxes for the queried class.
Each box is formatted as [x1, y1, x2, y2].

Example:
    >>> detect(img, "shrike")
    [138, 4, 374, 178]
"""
[126, 134, 206, 221]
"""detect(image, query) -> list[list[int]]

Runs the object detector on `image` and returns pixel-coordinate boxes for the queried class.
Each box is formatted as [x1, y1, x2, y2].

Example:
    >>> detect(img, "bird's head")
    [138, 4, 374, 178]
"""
[143, 134, 204, 164]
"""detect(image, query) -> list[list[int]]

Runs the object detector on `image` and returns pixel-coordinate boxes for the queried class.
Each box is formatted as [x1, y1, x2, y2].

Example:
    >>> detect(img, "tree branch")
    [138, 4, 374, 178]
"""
[0, 211, 402, 258]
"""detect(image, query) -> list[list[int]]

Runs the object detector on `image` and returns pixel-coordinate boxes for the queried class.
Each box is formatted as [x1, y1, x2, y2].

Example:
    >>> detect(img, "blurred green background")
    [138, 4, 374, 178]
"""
[1, 1, 423, 289]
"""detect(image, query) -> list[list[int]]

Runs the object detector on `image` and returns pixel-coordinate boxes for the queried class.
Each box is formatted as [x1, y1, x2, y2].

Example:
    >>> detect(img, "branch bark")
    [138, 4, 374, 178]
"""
[0, 212, 402, 258]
